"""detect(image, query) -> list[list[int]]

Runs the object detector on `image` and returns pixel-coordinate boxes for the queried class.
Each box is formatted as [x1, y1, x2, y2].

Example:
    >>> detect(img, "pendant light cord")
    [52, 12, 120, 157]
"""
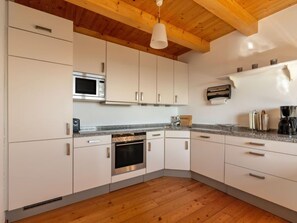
[158, 6, 161, 23]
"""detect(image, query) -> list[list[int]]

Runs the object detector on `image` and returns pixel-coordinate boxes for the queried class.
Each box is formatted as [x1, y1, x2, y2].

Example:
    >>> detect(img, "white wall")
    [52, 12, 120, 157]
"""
[179, 4, 297, 129]
[74, 102, 177, 126]
[0, 0, 6, 222]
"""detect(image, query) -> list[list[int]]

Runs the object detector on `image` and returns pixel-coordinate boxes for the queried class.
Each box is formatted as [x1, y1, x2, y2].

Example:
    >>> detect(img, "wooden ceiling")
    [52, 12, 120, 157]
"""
[15, 0, 297, 59]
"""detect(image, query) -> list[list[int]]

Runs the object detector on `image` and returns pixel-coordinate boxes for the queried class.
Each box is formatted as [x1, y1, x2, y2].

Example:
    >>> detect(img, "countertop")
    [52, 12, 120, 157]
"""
[73, 123, 297, 143]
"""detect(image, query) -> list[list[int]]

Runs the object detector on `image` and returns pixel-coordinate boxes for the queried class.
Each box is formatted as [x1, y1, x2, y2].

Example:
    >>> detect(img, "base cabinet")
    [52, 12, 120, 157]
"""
[146, 131, 164, 173]
[74, 135, 111, 193]
[8, 139, 73, 210]
[191, 132, 225, 182]
[165, 131, 190, 170]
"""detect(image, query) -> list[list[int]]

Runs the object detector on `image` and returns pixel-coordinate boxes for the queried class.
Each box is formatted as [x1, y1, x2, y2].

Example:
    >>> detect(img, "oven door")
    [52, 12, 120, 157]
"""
[112, 140, 146, 175]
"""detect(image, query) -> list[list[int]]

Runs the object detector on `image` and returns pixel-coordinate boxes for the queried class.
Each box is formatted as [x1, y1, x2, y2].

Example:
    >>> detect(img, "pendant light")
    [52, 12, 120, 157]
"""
[150, 0, 168, 49]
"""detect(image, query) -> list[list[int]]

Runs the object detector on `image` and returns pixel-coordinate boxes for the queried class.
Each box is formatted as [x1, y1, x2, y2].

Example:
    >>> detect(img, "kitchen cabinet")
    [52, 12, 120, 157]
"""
[146, 131, 164, 173]
[225, 136, 297, 212]
[73, 32, 106, 75]
[106, 42, 139, 103]
[165, 131, 190, 170]
[8, 139, 73, 210]
[191, 132, 225, 182]
[74, 135, 112, 193]
[174, 61, 189, 105]
[157, 56, 174, 105]
[139, 52, 157, 104]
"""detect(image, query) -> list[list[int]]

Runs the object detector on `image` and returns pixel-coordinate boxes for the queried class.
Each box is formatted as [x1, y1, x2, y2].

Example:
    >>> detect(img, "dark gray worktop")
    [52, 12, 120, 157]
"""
[73, 123, 297, 143]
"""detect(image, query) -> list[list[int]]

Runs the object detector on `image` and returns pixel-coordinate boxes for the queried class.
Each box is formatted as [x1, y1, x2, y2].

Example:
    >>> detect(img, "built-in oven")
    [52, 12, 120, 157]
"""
[112, 132, 146, 175]
[73, 72, 105, 101]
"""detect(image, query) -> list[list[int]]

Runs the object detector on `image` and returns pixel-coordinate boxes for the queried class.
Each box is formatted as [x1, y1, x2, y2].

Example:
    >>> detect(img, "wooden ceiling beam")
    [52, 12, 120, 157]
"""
[192, 0, 258, 36]
[65, 0, 210, 52]
[74, 26, 178, 60]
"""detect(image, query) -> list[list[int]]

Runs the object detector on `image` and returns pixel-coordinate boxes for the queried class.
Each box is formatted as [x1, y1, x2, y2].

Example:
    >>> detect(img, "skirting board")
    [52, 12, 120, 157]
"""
[191, 171, 297, 223]
[164, 169, 191, 178]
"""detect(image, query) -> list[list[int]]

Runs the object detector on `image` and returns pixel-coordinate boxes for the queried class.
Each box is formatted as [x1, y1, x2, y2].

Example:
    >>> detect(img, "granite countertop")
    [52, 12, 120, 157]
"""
[73, 123, 297, 143]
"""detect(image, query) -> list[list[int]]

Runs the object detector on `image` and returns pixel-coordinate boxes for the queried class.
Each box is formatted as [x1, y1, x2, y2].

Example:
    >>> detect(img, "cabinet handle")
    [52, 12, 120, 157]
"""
[247, 142, 265, 147]
[35, 25, 52, 33]
[135, 92, 139, 101]
[185, 141, 188, 150]
[66, 123, 71, 135]
[148, 142, 151, 151]
[66, 143, 71, 156]
[249, 173, 265, 180]
[175, 95, 178, 103]
[140, 92, 144, 101]
[248, 151, 265, 157]
[199, 135, 210, 139]
[158, 94, 161, 102]
[107, 147, 110, 158]
[88, 140, 101, 144]
[101, 62, 105, 73]
[152, 134, 161, 137]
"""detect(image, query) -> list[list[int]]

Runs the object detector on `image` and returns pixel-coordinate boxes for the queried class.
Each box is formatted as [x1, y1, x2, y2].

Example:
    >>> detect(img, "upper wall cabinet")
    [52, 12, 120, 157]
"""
[139, 52, 157, 104]
[174, 61, 189, 105]
[106, 42, 139, 103]
[73, 32, 106, 75]
[157, 56, 174, 105]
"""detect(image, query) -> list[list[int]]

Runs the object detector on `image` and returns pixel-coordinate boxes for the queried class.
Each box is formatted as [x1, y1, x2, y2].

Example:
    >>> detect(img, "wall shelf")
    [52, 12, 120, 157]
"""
[217, 60, 297, 88]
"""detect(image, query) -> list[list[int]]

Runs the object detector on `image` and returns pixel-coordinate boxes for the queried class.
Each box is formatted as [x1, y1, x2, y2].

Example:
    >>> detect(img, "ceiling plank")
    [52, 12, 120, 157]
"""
[74, 26, 178, 60]
[65, 0, 210, 52]
[192, 0, 258, 36]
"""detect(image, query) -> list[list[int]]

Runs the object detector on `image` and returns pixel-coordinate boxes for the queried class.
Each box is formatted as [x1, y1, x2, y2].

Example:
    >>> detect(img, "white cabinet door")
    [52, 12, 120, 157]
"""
[139, 52, 157, 104]
[73, 32, 106, 75]
[174, 61, 188, 105]
[146, 138, 164, 173]
[165, 138, 190, 170]
[9, 139, 73, 210]
[74, 145, 111, 193]
[191, 139, 225, 182]
[106, 42, 139, 103]
[157, 56, 174, 105]
[8, 56, 73, 142]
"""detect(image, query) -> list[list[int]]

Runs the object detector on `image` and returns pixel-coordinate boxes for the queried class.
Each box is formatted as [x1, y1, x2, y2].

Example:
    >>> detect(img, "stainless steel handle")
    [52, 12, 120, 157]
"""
[135, 92, 139, 101]
[116, 141, 143, 147]
[175, 95, 178, 103]
[248, 151, 265, 157]
[185, 141, 188, 150]
[66, 123, 71, 135]
[35, 25, 52, 33]
[247, 142, 265, 147]
[148, 142, 151, 151]
[88, 140, 101, 144]
[152, 134, 161, 137]
[199, 135, 210, 139]
[158, 94, 161, 102]
[249, 173, 265, 180]
[101, 62, 105, 73]
[107, 147, 110, 158]
[140, 92, 144, 101]
[66, 143, 71, 156]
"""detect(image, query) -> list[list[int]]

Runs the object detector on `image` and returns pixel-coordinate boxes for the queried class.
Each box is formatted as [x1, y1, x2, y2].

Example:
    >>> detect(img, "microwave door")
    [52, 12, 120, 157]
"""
[74, 77, 98, 97]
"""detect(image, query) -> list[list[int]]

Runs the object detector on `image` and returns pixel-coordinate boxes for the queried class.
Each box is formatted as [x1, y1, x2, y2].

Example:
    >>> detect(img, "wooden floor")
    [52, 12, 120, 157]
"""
[16, 177, 288, 223]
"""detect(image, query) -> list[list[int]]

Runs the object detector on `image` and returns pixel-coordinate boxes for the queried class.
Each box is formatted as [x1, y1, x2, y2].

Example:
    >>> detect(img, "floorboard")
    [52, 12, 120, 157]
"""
[15, 177, 288, 223]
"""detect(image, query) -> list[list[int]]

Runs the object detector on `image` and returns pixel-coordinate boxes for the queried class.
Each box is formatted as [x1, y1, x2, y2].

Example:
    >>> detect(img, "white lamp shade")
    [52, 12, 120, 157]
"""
[150, 23, 168, 49]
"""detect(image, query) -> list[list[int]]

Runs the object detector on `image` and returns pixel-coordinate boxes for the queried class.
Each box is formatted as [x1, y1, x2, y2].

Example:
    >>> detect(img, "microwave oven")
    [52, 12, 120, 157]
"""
[73, 72, 105, 101]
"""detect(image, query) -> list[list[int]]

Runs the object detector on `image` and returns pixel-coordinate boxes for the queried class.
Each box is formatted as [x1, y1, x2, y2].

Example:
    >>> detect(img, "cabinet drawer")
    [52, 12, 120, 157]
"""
[9, 2, 73, 41]
[226, 136, 297, 155]
[165, 130, 190, 138]
[225, 145, 297, 182]
[147, 131, 164, 139]
[9, 28, 72, 65]
[74, 135, 111, 148]
[191, 132, 224, 143]
[225, 164, 297, 212]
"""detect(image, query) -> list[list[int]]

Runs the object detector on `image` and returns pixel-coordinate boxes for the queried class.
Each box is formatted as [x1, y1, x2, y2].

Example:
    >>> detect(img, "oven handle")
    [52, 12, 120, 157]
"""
[116, 141, 144, 147]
